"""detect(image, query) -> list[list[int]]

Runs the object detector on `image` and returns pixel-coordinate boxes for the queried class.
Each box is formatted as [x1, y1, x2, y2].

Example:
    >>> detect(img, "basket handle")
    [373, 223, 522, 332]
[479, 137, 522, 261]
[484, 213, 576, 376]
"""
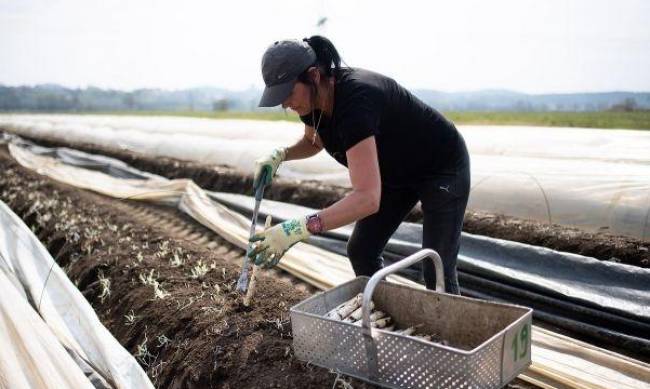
[360, 249, 444, 381]
[361, 248, 444, 333]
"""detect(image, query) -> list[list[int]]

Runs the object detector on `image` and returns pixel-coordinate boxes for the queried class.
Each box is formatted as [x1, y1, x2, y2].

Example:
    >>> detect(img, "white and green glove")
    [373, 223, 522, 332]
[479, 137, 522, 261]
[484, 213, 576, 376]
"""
[248, 217, 311, 268]
[253, 147, 287, 190]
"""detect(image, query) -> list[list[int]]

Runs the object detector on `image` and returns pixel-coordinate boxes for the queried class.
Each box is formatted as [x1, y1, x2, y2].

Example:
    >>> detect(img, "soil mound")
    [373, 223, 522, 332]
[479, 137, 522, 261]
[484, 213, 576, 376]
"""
[0, 146, 372, 388]
[7, 131, 647, 268]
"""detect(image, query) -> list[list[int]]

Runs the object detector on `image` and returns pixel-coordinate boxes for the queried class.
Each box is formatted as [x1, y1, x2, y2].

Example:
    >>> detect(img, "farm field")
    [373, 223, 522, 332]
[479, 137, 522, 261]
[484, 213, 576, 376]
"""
[9, 130, 648, 268]
[3, 2, 648, 388]
[0, 144, 546, 388]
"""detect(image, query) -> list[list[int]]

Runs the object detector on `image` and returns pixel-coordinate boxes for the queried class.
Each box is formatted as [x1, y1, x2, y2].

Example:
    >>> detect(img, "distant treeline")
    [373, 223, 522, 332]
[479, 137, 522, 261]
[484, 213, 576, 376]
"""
[0, 85, 261, 112]
[1, 84, 649, 113]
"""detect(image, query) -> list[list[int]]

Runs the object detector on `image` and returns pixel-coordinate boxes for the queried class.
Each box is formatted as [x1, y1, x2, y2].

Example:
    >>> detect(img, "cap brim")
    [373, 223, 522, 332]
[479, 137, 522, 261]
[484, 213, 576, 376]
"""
[258, 80, 295, 107]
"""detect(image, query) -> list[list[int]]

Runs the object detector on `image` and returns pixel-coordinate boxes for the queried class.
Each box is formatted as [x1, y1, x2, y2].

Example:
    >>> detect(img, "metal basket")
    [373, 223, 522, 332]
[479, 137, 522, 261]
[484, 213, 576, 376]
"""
[290, 249, 532, 389]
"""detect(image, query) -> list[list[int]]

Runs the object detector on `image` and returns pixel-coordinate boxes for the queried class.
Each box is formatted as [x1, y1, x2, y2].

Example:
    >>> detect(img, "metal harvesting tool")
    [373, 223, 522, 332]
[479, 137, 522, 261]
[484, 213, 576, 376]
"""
[236, 170, 267, 293]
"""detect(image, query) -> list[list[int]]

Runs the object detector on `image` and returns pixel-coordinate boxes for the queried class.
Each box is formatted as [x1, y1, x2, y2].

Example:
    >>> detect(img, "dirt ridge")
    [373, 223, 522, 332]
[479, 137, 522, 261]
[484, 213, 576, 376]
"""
[4, 130, 647, 268]
[0, 146, 377, 388]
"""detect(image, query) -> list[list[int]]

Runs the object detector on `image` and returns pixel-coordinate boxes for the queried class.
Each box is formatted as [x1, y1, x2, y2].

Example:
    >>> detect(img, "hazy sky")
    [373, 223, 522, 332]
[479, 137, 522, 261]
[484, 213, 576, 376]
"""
[1, 0, 649, 93]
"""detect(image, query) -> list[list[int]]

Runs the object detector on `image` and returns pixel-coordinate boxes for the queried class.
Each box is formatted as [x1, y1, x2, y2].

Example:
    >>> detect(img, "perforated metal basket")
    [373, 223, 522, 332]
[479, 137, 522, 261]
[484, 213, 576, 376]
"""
[290, 249, 532, 389]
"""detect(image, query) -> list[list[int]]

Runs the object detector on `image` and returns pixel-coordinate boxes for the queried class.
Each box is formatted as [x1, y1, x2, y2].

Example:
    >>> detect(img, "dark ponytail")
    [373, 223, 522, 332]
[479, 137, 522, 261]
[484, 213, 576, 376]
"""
[302, 35, 342, 78]
[298, 35, 342, 114]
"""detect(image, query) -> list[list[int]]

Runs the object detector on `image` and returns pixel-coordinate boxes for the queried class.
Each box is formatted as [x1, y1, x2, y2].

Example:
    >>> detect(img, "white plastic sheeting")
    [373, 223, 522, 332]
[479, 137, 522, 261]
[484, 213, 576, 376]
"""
[0, 201, 154, 389]
[1, 113, 648, 239]
[5, 138, 650, 389]
[0, 268, 96, 389]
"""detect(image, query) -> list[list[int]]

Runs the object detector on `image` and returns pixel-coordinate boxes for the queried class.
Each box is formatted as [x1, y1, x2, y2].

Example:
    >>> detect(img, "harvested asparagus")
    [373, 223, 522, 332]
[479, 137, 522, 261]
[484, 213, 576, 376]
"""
[325, 293, 362, 320]
[350, 301, 374, 321]
[398, 326, 417, 336]
[349, 307, 363, 322]
[337, 294, 363, 319]
[326, 310, 342, 320]
[372, 317, 392, 328]
[323, 298, 448, 345]
[348, 309, 386, 326]
[369, 310, 386, 321]
[325, 303, 344, 320]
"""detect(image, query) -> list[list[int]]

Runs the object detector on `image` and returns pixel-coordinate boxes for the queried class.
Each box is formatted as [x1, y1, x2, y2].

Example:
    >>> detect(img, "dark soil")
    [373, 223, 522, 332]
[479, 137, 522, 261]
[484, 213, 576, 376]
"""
[0, 145, 539, 388]
[0, 146, 371, 388]
[6, 130, 648, 269]
[463, 211, 649, 268]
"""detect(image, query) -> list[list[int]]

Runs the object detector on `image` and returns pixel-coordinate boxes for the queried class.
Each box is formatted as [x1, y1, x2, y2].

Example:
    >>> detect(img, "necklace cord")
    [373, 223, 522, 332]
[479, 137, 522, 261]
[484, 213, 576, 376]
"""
[310, 77, 334, 146]
[311, 110, 324, 146]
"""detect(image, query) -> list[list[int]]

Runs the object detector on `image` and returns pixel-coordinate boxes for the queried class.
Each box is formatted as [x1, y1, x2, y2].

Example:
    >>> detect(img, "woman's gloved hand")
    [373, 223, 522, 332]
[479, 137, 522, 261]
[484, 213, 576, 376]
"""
[253, 147, 287, 190]
[248, 217, 311, 268]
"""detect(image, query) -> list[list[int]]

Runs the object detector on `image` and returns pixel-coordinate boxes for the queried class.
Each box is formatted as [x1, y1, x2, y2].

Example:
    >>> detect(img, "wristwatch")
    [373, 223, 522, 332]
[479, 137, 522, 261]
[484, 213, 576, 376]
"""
[306, 213, 324, 234]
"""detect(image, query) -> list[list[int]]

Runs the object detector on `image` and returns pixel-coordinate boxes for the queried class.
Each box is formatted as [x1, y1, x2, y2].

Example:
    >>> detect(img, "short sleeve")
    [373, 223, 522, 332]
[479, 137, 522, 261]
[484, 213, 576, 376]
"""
[337, 88, 381, 151]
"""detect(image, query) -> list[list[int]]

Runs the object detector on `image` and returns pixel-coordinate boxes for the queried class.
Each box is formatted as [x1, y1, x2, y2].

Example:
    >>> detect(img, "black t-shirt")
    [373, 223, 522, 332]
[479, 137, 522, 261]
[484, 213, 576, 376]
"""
[300, 68, 464, 185]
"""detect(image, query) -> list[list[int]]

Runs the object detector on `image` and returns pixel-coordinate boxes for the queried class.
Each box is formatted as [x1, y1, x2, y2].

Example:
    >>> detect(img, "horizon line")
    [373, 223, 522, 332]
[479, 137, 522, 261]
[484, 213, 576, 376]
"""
[1, 82, 649, 96]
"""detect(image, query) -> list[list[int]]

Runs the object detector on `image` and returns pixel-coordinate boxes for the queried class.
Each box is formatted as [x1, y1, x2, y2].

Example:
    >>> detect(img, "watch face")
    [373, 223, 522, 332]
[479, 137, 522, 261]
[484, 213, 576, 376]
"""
[306, 214, 323, 234]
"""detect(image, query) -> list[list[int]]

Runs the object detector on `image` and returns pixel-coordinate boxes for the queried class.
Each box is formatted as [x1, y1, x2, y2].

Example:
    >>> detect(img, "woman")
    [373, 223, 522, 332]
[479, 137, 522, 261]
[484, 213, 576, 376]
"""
[249, 36, 470, 294]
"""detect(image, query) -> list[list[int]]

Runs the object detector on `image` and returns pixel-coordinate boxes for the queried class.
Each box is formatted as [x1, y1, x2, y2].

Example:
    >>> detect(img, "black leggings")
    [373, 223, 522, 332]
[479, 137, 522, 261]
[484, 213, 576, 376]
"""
[346, 138, 470, 295]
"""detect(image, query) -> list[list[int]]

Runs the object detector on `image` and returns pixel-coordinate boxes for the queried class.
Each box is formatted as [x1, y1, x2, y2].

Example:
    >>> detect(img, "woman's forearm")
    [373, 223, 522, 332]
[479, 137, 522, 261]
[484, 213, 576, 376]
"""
[317, 136, 381, 232]
[285, 134, 322, 161]
[318, 189, 380, 231]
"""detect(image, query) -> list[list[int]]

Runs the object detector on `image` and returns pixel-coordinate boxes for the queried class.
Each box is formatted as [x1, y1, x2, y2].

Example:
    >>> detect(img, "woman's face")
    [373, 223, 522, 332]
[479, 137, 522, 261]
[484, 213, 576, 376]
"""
[282, 81, 312, 116]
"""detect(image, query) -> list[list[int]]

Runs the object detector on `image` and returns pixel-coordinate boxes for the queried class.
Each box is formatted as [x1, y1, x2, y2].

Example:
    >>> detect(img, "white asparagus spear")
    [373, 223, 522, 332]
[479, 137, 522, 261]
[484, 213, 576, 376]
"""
[370, 312, 391, 327]
[369, 310, 386, 321]
[326, 310, 342, 320]
[325, 293, 362, 320]
[325, 301, 346, 320]
[350, 301, 375, 321]
[351, 307, 385, 326]
[349, 306, 363, 322]
[243, 215, 272, 307]
[337, 294, 363, 319]
[372, 317, 392, 328]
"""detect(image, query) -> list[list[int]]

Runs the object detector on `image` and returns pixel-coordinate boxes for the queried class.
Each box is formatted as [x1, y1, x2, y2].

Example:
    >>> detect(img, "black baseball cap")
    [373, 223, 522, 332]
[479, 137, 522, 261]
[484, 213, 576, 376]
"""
[258, 39, 317, 107]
